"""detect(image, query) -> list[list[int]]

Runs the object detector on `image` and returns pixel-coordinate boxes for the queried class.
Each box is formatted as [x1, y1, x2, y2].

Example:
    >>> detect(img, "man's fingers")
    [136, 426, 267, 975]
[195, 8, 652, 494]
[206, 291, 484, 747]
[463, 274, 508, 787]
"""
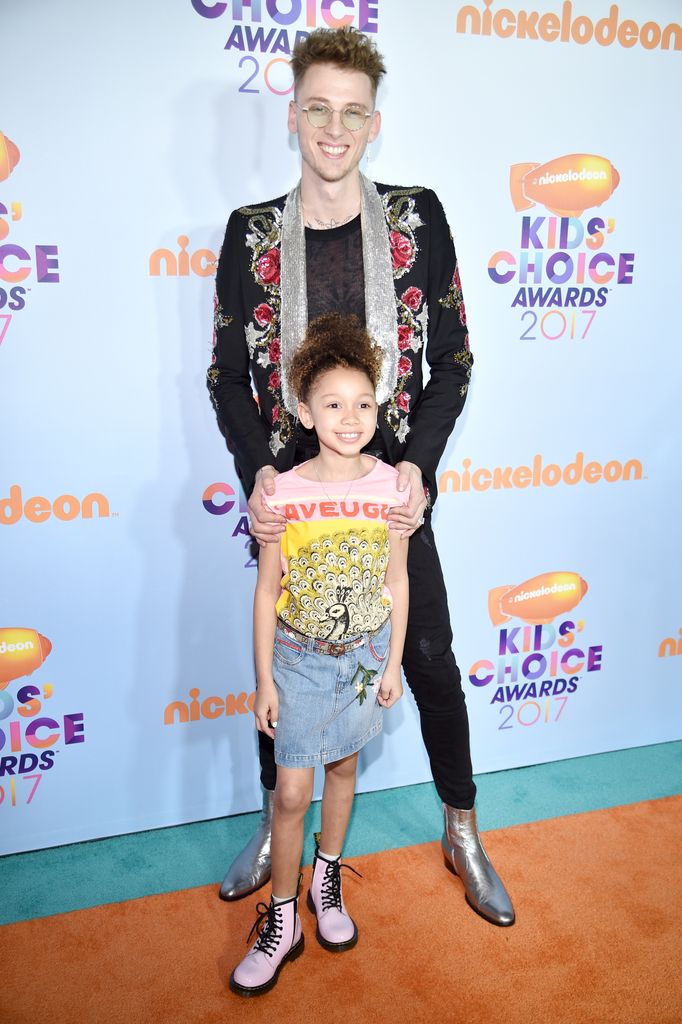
[247, 505, 286, 527]
[250, 520, 286, 535]
[251, 528, 285, 546]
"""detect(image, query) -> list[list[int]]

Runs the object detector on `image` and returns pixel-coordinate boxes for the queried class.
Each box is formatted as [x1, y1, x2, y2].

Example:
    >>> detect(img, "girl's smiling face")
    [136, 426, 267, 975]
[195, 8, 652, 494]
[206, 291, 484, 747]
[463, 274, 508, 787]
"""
[298, 366, 377, 460]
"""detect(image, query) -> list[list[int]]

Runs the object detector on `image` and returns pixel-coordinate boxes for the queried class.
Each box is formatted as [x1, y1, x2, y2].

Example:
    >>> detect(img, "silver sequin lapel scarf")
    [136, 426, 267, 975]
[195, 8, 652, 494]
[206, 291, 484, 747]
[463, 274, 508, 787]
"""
[279, 173, 398, 415]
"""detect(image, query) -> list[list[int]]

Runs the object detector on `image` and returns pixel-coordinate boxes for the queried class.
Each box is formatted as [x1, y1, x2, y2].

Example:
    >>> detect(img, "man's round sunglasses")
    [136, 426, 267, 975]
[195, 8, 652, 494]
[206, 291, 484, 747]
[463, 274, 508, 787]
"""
[296, 103, 373, 132]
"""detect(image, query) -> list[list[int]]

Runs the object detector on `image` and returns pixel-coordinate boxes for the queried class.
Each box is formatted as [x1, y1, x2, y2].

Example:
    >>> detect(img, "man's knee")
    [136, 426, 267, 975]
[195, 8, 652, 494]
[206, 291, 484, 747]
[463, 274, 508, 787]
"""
[402, 646, 467, 713]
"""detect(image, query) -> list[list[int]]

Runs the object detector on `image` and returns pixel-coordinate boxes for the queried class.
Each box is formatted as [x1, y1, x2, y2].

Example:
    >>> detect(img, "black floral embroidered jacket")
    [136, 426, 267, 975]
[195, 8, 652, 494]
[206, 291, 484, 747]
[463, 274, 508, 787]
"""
[207, 182, 472, 499]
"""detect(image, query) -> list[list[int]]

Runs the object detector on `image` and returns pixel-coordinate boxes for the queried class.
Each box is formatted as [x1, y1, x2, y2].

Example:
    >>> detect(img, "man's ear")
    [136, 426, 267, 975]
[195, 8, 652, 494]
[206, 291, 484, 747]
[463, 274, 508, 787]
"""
[368, 109, 381, 144]
[298, 400, 313, 429]
[288, 100, 299, 136]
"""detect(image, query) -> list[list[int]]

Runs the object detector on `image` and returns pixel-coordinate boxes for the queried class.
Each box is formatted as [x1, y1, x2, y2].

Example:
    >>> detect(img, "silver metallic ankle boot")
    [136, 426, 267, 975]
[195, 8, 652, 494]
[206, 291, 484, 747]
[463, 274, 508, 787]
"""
[441, 805, 515, 927]
[219, 787, 275, 901]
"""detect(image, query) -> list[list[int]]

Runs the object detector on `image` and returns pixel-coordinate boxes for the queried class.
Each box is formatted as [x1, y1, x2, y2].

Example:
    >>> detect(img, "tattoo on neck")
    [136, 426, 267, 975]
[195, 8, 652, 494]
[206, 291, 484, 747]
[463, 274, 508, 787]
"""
[304, 211, 358, 231]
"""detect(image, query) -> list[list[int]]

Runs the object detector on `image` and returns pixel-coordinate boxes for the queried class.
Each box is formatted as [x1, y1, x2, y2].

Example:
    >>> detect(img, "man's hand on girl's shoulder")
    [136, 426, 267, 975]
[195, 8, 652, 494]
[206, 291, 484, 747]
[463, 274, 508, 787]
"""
[248, 465, 286, 545]
[389, 460, 427, 537]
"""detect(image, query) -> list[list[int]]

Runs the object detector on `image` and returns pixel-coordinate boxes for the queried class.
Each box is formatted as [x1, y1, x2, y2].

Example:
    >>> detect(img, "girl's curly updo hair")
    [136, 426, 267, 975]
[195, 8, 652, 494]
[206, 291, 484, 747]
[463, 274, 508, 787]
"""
[288, 313, 383, 404]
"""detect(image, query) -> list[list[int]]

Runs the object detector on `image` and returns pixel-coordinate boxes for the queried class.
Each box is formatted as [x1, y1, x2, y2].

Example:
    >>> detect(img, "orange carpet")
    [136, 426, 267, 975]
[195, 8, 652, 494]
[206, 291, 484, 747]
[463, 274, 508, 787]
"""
[2, 797, 681, 1024]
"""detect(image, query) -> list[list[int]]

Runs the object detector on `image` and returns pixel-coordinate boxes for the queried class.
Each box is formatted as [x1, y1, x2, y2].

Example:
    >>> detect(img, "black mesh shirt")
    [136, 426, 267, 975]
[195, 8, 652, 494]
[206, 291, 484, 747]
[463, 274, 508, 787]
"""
[305, 215, 365, 324]
[298, 216, 385, 456]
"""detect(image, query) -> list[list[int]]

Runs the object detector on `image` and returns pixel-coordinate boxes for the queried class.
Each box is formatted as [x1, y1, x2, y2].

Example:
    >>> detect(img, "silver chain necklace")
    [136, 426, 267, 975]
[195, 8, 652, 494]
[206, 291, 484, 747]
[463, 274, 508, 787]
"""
[311, 459, 359, 504]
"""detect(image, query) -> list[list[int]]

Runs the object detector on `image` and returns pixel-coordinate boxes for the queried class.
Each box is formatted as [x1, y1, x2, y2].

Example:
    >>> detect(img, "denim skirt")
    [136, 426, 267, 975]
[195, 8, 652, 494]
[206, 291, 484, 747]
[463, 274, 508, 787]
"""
[273, 618, 391, 768]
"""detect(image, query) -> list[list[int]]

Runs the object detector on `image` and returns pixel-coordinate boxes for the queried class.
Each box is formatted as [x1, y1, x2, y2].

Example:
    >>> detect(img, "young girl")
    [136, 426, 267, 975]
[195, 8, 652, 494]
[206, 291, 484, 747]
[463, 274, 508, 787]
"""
[230, 313, 409, 997]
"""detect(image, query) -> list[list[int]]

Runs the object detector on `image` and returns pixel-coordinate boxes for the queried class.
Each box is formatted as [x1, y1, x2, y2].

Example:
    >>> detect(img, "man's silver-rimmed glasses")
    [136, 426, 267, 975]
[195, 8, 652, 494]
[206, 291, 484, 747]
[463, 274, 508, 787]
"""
[296, 103, 373, 132]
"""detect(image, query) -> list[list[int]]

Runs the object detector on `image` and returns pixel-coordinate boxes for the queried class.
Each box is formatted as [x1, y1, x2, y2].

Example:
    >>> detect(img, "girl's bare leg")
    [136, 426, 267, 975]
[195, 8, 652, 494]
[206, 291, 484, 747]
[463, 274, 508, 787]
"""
[319, 751, 359, 855]
[271, 765, 314, 897]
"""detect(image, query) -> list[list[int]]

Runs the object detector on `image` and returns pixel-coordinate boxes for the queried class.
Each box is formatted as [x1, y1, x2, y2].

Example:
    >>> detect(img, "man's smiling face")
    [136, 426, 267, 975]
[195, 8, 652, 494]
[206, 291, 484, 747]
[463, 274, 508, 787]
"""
[288, 62, 381, 187]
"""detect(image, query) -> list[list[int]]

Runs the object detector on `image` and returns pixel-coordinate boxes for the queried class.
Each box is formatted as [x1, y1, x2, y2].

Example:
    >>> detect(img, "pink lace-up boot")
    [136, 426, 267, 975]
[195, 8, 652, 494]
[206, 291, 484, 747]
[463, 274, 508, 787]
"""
[307, 840, 361, 951]
[229, 894, 304, 996]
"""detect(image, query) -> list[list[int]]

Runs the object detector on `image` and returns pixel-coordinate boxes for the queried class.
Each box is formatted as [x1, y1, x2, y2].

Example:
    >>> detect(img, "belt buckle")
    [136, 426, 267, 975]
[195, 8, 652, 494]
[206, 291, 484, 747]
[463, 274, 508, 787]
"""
[328, 643, 346, 657]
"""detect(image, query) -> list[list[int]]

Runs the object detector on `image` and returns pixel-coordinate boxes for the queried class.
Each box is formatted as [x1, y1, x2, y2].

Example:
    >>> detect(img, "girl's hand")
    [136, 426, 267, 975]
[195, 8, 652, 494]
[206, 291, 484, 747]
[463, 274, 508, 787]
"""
[377, 666, 403, 708]
[254, 683, 279, 739]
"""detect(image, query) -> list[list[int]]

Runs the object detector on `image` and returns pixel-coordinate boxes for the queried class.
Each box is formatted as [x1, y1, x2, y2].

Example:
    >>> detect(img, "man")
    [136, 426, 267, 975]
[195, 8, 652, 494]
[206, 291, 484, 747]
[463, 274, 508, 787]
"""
[208, 26, 514, 927]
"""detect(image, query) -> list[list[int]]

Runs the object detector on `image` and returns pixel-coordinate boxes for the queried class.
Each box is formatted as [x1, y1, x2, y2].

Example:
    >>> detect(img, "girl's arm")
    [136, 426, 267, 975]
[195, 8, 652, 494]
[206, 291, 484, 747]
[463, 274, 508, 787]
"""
[379, 530, 410, 707]
[253, 539, 283, 738]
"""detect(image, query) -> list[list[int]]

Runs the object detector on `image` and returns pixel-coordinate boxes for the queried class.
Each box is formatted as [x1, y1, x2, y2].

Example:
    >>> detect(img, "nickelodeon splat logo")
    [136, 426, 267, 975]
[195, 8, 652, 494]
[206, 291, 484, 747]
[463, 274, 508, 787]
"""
[488, 571, 588, 626]
[456, 2, 681, 52]
[0, 132, 20, 182]
[488, 150, 635, 341]
[510, 154, 619, 218]
[0, 130, 61, 346]
[468, 571, 604, 734]
[0, 628, 86, 813]
[0, 627, 52, 688]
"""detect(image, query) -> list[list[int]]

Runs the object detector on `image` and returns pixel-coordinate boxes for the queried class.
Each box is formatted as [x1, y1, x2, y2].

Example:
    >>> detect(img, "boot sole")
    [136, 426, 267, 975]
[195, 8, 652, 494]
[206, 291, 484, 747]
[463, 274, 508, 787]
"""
[229, 934, 305, 996]
[306, 891, 359, 951]
[442, 849, 516, 928]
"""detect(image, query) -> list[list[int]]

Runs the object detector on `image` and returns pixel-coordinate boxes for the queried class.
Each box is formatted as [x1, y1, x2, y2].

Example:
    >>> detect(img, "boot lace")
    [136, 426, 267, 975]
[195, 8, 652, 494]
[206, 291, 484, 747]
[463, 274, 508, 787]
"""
[319, 858, 362, 913]
[246, 900, 283, 958]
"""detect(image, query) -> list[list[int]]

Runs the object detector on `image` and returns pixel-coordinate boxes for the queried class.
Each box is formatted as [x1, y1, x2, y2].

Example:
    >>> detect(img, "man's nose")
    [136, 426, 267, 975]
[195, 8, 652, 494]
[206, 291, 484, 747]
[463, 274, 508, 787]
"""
[324, 110, 346, 138]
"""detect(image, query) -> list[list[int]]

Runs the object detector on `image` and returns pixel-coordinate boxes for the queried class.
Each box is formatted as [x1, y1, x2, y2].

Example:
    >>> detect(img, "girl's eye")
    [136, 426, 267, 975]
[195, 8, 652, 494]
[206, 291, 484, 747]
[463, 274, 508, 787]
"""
[360, 403, 372, 409]
[327, 402, 339, 409]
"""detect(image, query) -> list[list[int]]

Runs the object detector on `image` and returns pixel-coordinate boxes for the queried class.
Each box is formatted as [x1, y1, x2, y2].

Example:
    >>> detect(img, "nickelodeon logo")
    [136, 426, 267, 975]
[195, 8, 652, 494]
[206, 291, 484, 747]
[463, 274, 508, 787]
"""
[658, 628, 682, 658]
[456, 2, 681, 51]
[511, 155, 619, 218]
[149, 236, 217, 277]
[164, 687, 256, 724]
[0, 627, 52, 688]
[0, 486, 110, 525]
[0, 132, 20, 182]
[439, 452, 642, 495]
[489, 572, 588, 626]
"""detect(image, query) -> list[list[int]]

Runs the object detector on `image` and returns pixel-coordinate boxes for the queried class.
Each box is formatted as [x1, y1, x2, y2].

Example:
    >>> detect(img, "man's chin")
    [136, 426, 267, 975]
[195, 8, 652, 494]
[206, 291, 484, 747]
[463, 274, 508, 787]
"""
[308, 157, 360, 185]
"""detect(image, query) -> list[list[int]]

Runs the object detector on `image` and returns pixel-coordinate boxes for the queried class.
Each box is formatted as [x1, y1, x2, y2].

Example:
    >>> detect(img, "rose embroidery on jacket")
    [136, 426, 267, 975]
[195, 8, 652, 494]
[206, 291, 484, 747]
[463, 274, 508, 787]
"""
[440, 263, 472, 396]
[256, 248, 281, 286]
[389, 230, 414, 273]
[439, 264, 467, 326]
[381, 191, 429, 443]
[242, 206, 292, 457]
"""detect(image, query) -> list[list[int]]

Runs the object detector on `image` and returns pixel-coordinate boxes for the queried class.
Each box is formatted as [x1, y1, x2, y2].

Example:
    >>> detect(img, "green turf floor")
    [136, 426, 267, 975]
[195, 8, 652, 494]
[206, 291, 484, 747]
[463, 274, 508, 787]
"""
[2, 740, 681, 926]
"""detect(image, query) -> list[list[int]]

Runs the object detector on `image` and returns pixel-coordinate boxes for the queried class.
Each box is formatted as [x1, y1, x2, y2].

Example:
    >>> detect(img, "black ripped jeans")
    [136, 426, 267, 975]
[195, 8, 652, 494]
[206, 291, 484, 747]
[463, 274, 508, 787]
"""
[258, 513, 477, 810]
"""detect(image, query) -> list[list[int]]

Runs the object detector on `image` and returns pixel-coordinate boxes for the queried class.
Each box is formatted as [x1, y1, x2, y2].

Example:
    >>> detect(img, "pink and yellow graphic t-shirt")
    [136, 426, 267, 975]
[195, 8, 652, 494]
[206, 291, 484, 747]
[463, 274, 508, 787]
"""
[265, 458, 406, 642]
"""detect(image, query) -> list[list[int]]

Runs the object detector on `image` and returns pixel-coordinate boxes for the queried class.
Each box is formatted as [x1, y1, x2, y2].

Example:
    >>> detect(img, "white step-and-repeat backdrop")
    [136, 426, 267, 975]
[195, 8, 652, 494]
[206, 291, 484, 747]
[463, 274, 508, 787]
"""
[2, 0, 681, 854]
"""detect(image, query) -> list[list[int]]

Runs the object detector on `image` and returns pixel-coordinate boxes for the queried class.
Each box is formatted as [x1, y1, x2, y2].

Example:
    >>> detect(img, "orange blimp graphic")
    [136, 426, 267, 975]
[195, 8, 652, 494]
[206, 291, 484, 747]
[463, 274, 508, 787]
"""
[488, 573, 588, 627]
[0, 627, 52, 688]
[0, 132, 21, 182]
[510, 154, 620, 217]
